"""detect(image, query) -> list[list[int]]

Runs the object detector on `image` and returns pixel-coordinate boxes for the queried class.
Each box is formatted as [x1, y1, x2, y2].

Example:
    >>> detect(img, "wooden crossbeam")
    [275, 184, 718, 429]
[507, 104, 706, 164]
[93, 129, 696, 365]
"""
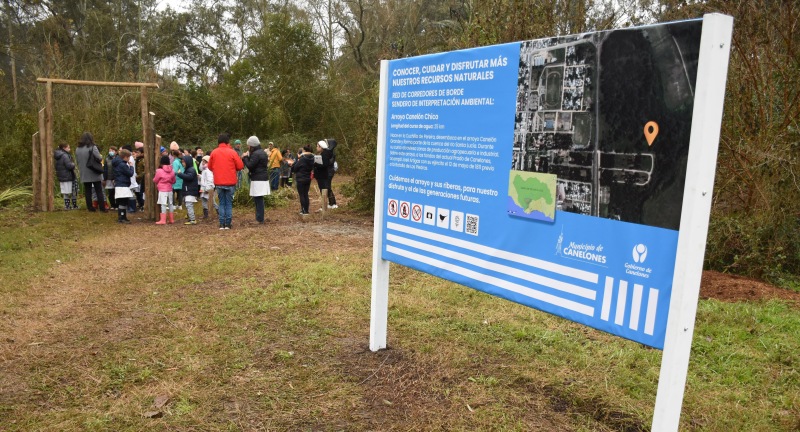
[36, 78, 159, 88]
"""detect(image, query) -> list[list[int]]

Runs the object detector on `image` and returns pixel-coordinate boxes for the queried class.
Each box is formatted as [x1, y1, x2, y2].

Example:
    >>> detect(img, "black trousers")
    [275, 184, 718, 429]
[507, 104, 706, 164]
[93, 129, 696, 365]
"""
[327, 174, 336, 205]
[315, 176, 336, 206]
[116, 198, 129, 220]
[83, 181, 105, 211]
[296, 181, 310, 214]
[254, 196, 264, 222]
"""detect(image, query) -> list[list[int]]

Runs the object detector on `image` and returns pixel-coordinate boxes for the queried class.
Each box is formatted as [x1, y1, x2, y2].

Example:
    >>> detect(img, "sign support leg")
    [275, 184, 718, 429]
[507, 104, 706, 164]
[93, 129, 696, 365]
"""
[370, 60, 391, 352]
[651, 13, 733, 432]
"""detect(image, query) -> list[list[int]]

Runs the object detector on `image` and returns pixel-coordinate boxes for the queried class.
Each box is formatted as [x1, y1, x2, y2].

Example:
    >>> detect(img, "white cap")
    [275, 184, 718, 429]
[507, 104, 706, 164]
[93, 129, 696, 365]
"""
[317, 140, 328, 149]
[247, 136, 260, 147]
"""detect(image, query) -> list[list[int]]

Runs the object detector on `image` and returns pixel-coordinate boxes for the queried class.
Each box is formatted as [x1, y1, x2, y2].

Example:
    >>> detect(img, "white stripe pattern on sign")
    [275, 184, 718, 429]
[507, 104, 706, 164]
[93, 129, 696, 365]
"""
[387, 233, 596, 300]
[601, 277, 614, 321]
[386, 245, 595, 316]
[615, 280, 628, 326]
[387, 222, 598, 283]
[629, 284, 644, 331]
[644, 288, 659, 336]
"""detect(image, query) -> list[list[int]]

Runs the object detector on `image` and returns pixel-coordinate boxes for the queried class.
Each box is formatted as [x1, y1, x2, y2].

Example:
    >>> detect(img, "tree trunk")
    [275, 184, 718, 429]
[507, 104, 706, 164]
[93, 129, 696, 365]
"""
[5, 4, 17, 107]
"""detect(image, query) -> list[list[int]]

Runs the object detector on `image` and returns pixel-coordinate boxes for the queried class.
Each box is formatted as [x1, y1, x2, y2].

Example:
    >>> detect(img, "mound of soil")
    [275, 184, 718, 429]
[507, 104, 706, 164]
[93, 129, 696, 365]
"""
[700, 270, 800, 304]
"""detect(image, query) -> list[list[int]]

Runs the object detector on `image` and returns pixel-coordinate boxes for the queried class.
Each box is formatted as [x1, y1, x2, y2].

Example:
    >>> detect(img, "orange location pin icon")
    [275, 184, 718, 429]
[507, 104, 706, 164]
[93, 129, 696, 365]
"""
[644, 121, 659, 146]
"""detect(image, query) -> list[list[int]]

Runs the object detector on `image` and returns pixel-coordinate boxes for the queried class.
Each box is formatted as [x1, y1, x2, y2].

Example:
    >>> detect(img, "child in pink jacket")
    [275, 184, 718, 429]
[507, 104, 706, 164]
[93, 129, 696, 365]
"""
[152, 155, 176, 224]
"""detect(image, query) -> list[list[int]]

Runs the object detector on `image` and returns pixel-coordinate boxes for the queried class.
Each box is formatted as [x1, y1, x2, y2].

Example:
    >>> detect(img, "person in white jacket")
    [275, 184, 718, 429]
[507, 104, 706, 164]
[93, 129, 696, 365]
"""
[199, 155, 218, 219]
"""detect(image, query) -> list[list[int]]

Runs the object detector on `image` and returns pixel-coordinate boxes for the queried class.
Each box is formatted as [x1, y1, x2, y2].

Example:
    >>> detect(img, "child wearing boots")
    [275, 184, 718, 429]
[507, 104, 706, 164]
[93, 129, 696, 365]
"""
[111, 148, 134, 223]
[152, 155, 176, 225]
[54, 142, 78, 210]
[104, 146, 117, 209]
[176, 155, 200, 225]
[199, 155, 217, 219]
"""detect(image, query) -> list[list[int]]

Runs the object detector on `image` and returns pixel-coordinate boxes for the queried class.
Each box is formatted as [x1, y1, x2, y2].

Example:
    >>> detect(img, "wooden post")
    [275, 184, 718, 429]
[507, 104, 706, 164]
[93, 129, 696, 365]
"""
[42, 83, 55, 211]
[140, 89, 151, 220]
[141, 88, 148, 152]
[32, 127, 41, 210]
[38, 106, 49, 212]
[44, 81, 55, 211]
[144, 109, 157, 221]
[37, 108, 47, 211]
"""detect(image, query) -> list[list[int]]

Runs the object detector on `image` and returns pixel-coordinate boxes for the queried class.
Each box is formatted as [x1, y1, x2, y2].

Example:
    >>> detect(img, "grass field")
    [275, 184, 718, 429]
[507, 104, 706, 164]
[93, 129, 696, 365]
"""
[1, 179, 798, 431]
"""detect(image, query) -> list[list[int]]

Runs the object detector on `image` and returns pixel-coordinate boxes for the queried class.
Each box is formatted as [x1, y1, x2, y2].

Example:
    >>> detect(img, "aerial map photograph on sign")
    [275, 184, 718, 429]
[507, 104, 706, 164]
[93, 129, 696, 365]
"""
[379, 19, 706, 349]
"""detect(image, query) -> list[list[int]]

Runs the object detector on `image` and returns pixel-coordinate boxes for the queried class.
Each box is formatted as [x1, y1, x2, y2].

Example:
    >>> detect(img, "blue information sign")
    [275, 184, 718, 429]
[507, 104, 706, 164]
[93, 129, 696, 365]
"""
[380, 20, 704, 349]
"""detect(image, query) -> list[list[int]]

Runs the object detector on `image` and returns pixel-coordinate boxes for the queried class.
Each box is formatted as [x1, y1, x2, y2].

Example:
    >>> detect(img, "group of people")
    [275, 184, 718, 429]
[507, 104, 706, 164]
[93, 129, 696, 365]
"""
[54, 132, 340, 230]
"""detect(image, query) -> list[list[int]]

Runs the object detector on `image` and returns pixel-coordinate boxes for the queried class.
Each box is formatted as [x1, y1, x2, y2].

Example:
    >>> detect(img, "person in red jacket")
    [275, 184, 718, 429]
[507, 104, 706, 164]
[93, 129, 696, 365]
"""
[207, 133, 244, 230]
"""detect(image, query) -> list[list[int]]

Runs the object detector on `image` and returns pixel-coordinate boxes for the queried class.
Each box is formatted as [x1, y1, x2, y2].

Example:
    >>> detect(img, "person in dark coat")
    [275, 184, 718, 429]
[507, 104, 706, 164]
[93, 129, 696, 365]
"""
[176, 155, 200, 225]
[289, 145, 315, 215]
[313, 140, 335, 211]
[103, 146, 117, 209]
[319, 138, 338, 209]
[111, 149, 134, 223]
[75, 132, 108, 212]
[54, 142, 78, 210]
[242, 135, 270, 223]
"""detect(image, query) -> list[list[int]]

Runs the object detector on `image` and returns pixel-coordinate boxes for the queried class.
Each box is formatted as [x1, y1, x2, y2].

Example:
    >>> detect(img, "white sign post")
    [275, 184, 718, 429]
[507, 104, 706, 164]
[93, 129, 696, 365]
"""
[370, 61, 391, 352]
[651, 13, 733, 431]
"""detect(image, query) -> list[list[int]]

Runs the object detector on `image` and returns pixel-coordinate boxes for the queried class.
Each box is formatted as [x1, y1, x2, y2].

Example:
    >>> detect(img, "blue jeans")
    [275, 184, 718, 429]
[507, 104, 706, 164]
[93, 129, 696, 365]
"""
[216, 185, 235, 226]
[269, 169, 280, 191]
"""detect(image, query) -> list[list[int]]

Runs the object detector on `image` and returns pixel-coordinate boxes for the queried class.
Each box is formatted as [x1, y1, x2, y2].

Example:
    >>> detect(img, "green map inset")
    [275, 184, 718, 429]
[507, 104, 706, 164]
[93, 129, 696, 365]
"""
[508, 171, 557, 222]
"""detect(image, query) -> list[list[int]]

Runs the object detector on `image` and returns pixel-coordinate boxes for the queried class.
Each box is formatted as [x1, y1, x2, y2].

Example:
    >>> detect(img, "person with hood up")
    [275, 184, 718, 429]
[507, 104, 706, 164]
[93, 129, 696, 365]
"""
[176, 155, 200, 225]
[169, 141, 180, 164]
[242, 135, 270, 224]
[288, 145, 315, 216]
[111, 149, 135, 223]
[54, 142, 78, 210]
[152, 155, 176, 225]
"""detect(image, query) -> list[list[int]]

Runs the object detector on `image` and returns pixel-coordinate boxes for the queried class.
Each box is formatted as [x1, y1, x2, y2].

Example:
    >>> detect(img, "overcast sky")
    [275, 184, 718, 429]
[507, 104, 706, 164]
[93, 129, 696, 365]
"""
[156, 0, 185, 13]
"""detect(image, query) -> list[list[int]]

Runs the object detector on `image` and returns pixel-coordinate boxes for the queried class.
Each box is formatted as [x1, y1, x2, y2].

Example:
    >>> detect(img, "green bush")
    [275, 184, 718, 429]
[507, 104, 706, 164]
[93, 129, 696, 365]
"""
[705, 212, 800, 289]
[0, 186, 33, 208]
[0, 109, 37, 189]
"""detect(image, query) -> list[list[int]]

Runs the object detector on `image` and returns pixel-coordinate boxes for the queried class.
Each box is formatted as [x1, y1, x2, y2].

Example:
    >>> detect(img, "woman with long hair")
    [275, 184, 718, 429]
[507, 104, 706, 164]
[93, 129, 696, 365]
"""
[74, 132, 108, 212]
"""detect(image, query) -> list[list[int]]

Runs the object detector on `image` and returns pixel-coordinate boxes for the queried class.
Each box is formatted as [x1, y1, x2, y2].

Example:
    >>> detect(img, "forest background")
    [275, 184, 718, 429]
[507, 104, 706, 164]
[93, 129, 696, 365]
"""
[0, 0, 798, 288]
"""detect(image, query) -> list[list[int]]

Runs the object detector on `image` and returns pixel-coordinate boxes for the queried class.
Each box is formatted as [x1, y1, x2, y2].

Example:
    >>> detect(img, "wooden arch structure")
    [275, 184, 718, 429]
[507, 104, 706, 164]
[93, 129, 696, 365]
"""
[33, 78, 161, 221]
